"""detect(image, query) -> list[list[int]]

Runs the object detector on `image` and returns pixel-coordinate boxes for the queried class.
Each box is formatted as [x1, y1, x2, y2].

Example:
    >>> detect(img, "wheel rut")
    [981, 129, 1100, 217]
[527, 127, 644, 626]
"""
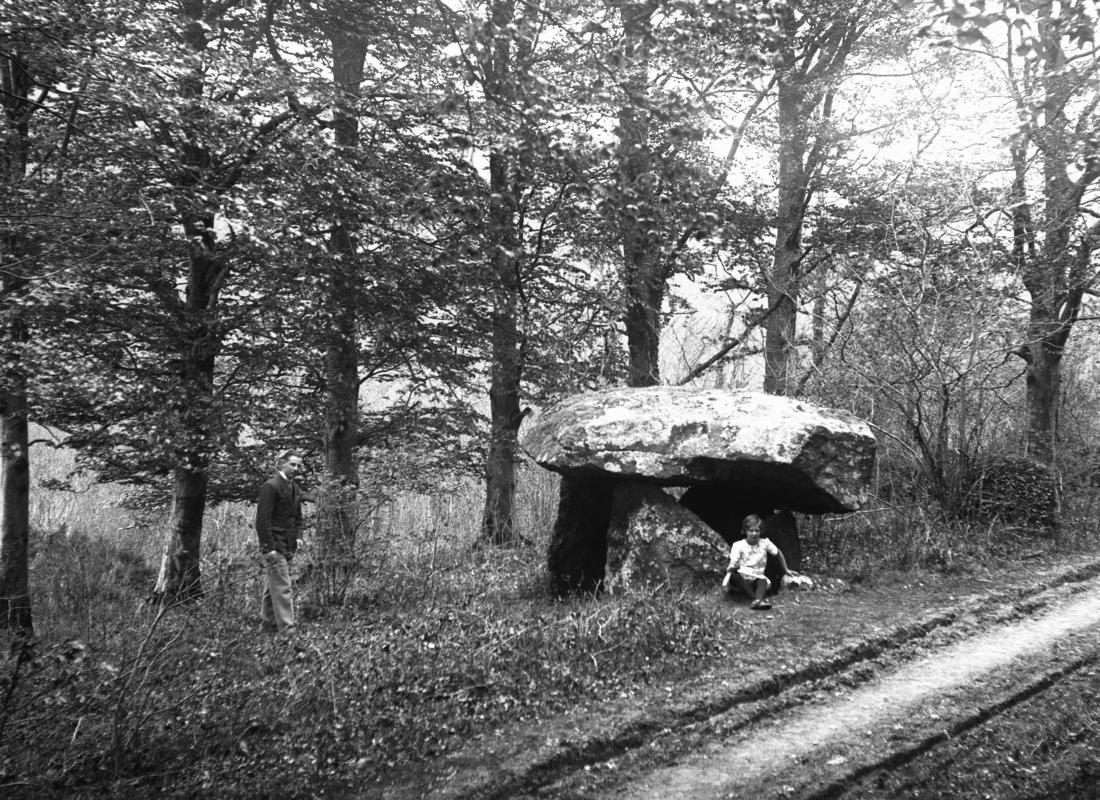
[616, 576, 1100, 800]
[801, 648, 1100, 800]
[420, 557, 1100, 800]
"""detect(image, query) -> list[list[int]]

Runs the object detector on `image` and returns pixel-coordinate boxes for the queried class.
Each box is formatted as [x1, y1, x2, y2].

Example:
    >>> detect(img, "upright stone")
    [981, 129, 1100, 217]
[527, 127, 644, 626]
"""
[605, 483, 727, 593]
[546, 474, 614, 594]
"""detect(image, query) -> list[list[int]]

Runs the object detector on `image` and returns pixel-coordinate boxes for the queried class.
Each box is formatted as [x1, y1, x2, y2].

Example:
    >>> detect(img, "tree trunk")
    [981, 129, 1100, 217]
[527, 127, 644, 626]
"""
[617, 2, 663, 388]
[1024, 335, 1061, 464]
[318, 31, 366, 580]
[164, 459, 208, 602]
[483, 343, 523, 546]
[160, 232, 224, 602]
[763, 12, 860, 397]
[1019, 244, 1077, 467]
[160, 273, 219, 602]
[158, 2, 223, 602]
[480, 0, 527, 546]
[623, 271, 663, 388]
[0, 350, 31, 632]
[481, 151, 525, 546]
[0, 47, 34, 632]
[1013, 15, 1089, 467]
[764, 68, 810, 397]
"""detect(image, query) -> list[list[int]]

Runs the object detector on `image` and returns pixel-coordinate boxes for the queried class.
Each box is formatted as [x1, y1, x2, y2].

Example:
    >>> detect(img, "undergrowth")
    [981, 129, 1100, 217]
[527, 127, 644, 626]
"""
[802, 496, 1100, 580]
[1, 549, 738, 799]
[4, 456, 1100, 798]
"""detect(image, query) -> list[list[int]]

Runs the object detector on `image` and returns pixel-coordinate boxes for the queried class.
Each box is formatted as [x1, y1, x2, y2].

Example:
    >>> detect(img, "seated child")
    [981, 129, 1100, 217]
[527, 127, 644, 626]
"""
[723, 513, 790, 610]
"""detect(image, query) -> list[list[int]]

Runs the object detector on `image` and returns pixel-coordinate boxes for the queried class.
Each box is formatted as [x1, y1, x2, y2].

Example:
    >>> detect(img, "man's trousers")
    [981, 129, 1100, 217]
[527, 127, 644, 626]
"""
[260, 551, 295, 633]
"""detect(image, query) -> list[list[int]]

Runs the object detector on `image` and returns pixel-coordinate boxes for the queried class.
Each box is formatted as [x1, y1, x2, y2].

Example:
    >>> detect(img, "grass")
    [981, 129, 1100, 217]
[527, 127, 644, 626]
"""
[4, 439, 1100, 798]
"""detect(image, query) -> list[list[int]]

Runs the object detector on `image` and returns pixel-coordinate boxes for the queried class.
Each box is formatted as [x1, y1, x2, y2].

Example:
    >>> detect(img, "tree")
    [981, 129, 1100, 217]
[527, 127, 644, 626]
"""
[670, 2, 945, 394]
[436, 0, 628, 544]
[18, 0, 312, 603]
[474, 0, 534, 545]
[763, 1, 884, 395]
[928, 0, 1100, 465]
[1004, 3, 1100, 465]
[0, 0, 98, 630]
[613, 0, 664, 387]
[321, 13, 368, 571]
[131, 0, 305, 601]
[601, 0, 780, 387]
[0, 18, 37, 631]
[260, 0, 493, 586]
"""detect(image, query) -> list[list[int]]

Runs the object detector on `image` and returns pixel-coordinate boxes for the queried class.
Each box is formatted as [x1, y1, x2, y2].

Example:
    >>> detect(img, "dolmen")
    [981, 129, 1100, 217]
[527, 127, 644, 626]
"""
[520, 386, 876, 595]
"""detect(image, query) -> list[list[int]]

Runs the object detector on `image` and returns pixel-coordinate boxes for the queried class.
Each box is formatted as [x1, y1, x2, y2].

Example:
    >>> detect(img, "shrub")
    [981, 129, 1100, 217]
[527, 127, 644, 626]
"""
[961, 456, 1058, 528]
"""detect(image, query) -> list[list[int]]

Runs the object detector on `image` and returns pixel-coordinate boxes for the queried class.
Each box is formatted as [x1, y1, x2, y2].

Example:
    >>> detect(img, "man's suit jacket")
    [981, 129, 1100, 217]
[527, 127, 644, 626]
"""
[255, 473, 303, 555]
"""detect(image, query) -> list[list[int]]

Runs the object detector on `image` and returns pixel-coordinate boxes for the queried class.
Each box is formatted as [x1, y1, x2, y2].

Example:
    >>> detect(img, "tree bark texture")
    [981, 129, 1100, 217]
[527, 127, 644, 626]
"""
[0, 46, 34, 631]
[166, 456, 208, 603]
[0, 346, 32, 631]
[764, 72, 809, 397]
[162, 241, 223, 602]
[617, 2, 663, 388]
[319, 31, 366, 566]
[481, 160, 525, 548]
[480, 0, 527, 545]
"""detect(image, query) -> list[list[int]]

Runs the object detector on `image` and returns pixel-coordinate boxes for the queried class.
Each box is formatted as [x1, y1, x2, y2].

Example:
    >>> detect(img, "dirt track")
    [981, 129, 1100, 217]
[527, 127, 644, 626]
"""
[383, 553, 1100, 800]
[621, 577, 1100, 799]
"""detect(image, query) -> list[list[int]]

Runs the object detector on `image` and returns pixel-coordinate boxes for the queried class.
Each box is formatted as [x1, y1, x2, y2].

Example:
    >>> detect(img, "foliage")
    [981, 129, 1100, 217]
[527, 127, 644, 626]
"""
[4, 0, 316, 502]
[6, 0, 1100, 790]
[2, 0, 496, 513]
[4, 0, 1091, 587]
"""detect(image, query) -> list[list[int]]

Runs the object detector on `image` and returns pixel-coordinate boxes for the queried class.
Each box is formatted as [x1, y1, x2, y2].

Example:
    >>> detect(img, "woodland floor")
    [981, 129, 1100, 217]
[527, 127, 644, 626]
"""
[6, 542, 1100, 799]
[382, 548, 1100, 800]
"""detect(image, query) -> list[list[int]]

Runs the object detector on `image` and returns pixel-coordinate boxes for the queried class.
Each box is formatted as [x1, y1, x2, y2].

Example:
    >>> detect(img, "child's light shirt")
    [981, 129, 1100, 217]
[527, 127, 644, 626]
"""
[726, 537, 779, 581]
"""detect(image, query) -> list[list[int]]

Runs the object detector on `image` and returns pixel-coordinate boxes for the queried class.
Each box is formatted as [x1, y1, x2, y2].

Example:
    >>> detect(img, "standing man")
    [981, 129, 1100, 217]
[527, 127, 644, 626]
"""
[255, 450, 304, 634]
